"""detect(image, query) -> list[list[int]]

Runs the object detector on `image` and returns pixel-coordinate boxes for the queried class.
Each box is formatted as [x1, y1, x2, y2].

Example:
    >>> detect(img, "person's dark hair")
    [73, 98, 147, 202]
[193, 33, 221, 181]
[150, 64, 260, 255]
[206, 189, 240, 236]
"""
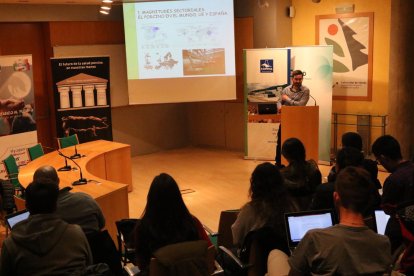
[335, 166, 377, 214]
[136, 173, 199, 266]
[291, 70, 304, 78]
[372, 135, 403, 160]
[25, 179, 59, 214]
[341, 132, 363, 151]
[248, 162, 291, 235]
[336, 147, 364, 171]
[250, 162, 286, 201]
[281, 138, 306, 162]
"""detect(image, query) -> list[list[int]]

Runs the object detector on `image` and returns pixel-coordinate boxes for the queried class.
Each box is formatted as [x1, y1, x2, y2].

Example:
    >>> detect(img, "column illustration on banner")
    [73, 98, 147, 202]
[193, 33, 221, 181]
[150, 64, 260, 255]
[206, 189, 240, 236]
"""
[51, 57, 113, 143]
[56, 73, 108, 109]
[0, 55, 38, 178]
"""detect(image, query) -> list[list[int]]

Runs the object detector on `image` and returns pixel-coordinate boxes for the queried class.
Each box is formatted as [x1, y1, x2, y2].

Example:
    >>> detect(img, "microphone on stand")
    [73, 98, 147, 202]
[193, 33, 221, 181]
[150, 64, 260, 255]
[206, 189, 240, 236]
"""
[70, 144, 82, 159]
[58, 155, 72, 172]
[56, 149, 73, 172]
[41, 145, 72, 171]
[57, 150, 88, 186]
[309, 94, 317, 106]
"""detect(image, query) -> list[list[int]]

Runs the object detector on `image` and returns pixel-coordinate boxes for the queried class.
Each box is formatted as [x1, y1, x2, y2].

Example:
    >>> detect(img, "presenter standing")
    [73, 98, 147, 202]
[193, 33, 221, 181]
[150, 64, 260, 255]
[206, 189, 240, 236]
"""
[275, 70, 310, 166]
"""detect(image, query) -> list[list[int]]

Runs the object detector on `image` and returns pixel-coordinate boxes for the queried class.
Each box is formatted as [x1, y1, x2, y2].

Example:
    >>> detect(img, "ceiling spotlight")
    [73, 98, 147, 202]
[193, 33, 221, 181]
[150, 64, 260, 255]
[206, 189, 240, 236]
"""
[101, 5, 111, 10]
[102, 0, 113, 3]
[99, 9, 109, 15]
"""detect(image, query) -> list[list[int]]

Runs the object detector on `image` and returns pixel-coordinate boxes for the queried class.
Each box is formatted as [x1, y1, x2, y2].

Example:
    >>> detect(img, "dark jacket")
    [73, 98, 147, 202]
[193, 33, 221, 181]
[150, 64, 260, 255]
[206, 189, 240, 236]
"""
[281, 159, 322, 210]
[0, 213, 92, 276]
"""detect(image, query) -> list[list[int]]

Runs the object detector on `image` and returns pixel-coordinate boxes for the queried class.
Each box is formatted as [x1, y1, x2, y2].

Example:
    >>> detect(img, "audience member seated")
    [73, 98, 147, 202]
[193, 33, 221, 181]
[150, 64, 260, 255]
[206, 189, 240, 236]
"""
[311, 147, 362, 212]
[231, 162, 296, 250]
[392, 202, 414, 275]
[328, 132, 382, 189]
[33, 166, 121, 275]
[312, 147, 381, 229]
[280, 138, 322, 210]
[288, 167, 392, 275]
[33, 165, 105, 235]
[134, 173, 212, 272]
[0, 179, 92, 275]
[372, 135, 414, 253]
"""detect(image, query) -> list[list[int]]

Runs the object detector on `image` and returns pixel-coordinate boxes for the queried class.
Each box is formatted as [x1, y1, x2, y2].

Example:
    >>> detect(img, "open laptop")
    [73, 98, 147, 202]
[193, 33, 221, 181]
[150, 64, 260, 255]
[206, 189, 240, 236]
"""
[285, 209, 335, 251]
[373, 209, 390, 235]
[258, 103, 277, 114]
[5, 209, 30, 230]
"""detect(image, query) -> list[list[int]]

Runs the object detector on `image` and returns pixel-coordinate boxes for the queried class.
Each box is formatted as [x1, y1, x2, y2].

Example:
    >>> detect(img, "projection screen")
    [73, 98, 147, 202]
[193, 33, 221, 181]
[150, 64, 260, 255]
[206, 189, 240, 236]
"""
[123, 0, 236, 104]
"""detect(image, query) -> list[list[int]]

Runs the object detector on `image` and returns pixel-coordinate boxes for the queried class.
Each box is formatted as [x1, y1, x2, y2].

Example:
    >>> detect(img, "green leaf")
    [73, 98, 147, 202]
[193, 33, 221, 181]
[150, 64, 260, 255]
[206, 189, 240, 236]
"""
[325, 37, 345, 57]
[333, 59, 349, 73]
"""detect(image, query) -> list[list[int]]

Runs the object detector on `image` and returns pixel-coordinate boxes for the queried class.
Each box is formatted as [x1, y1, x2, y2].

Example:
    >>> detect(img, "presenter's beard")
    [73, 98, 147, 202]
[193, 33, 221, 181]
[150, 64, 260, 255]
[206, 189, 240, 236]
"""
[292, 83, 301, 90]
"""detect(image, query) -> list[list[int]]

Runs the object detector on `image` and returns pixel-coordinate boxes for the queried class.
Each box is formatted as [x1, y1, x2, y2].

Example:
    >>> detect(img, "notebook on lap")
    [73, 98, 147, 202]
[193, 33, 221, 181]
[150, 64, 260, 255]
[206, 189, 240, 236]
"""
[5, 209, 30, 229]
[285, 209, 335, 250]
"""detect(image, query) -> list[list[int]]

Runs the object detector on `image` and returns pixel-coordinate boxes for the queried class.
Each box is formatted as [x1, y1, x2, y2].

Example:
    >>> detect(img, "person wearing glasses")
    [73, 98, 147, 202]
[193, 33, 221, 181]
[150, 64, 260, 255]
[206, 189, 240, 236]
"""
[275, 70, 310, 167]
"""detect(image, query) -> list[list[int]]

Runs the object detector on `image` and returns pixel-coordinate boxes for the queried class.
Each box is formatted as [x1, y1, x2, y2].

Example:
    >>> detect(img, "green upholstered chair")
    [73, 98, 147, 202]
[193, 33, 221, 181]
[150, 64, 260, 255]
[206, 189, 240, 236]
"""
[28, 143, 44, 161]
[57, 134, 79, 149]
[3, 154, 22, 192]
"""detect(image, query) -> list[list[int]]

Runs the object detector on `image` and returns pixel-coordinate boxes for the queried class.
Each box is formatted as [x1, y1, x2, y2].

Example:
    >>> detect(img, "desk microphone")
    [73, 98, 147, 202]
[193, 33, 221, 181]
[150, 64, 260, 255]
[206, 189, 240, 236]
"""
[57, 150, 88, 186]
[70, 144, 82, 159]
[41, 145, 72, 171]
[58, 155, 72, 172]
[309, 94, 317, 106]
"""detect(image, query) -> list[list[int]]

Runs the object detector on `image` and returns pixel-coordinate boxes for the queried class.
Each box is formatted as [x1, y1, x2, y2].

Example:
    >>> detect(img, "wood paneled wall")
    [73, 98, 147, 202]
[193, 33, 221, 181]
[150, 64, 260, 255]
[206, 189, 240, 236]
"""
[0, 21, 125, 149]
[48, 21, 124, 46]
[0, 23, 53, 148]
[234, 17, 254, 102]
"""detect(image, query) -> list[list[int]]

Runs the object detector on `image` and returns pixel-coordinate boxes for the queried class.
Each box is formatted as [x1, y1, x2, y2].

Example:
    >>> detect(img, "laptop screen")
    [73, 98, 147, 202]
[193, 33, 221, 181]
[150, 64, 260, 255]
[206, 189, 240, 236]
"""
[5, 209, 30, 229]
[285, 210, 335, 248]
[258, 103, 277, 114]
[374, 210, 390, 235]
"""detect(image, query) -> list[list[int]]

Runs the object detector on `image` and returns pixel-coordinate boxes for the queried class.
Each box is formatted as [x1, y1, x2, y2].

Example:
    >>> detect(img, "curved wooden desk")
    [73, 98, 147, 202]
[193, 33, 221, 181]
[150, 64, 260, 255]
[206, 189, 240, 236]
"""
[19, 140, 131, 242]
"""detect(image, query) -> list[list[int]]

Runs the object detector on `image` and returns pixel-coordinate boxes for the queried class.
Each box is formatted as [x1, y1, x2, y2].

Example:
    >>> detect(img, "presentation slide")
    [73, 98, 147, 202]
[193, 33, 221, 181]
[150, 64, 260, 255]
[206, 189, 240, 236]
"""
[123, 0, 236, 104]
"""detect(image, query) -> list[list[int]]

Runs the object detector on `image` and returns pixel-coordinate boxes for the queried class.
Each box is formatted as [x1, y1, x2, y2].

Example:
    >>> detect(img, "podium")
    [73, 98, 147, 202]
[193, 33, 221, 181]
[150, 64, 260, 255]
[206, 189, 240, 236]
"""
[281, 106, 319, 165]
